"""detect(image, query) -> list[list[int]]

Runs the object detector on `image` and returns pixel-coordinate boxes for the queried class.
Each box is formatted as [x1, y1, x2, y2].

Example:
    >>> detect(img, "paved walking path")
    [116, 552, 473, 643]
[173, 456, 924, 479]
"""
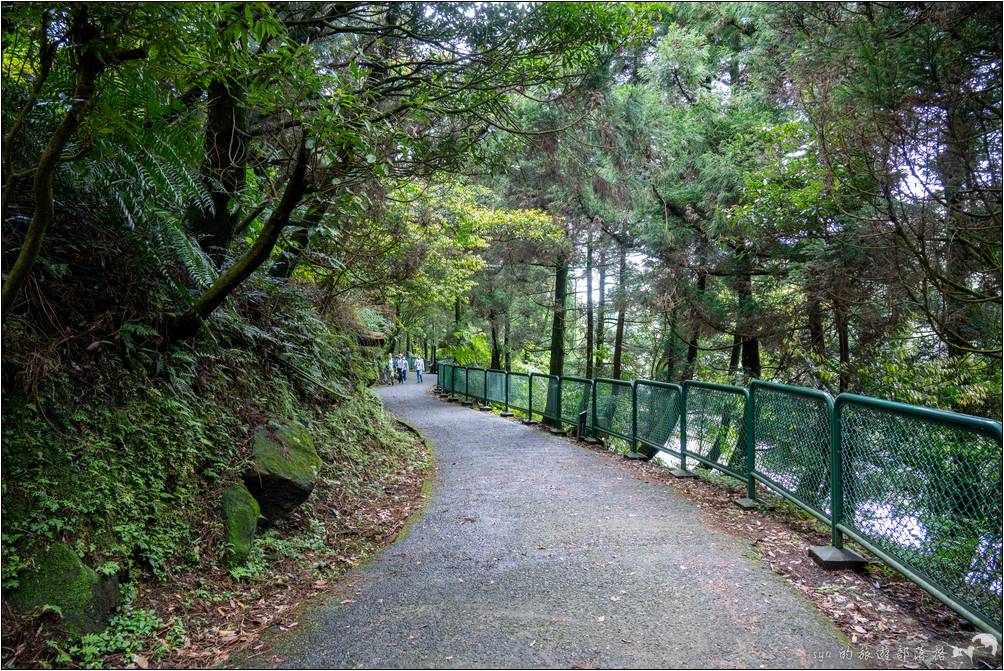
[271, 375, 855, 668]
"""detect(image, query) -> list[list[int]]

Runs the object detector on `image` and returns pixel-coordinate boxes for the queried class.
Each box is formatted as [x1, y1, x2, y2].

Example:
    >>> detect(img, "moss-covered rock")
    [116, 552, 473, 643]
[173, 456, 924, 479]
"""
[222, 484, 260, 568]
[243, 423, 320, 521]
[6, 543, 119, 635]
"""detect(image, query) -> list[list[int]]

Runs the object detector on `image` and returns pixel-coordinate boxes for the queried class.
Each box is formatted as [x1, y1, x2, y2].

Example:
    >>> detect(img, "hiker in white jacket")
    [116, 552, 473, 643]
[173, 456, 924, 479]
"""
[414, 356, 425, 383]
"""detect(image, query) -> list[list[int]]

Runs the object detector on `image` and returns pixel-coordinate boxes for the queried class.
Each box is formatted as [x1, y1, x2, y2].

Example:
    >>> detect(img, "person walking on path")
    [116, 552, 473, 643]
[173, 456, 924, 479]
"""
[386, 353, 396, 385]
[395, 354, 408, 383]
[413, 355, 425, 383]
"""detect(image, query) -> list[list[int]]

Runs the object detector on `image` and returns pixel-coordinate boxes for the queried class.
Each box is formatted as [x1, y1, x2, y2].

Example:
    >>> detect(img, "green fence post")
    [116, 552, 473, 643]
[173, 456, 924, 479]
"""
[808, 396, 865, 569]
[671, 383, 696, 478]
[630, 382, 638, 453]
[501, 372, 513, 416]
[523, 374, 536, 425]
[585, 379, 600, 443]
[736, 390, 758, 508]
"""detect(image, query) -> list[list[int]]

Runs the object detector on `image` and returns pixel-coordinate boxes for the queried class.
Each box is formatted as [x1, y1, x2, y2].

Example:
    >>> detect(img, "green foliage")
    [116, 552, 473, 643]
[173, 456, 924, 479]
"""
[52, 605, 184, 669]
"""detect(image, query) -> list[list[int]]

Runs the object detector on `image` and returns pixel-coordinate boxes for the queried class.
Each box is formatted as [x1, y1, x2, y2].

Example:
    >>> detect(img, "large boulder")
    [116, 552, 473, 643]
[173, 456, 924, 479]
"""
[243, 423, 320, 521]
[222, 484, 260, 568]
[7, 543, 119, 635]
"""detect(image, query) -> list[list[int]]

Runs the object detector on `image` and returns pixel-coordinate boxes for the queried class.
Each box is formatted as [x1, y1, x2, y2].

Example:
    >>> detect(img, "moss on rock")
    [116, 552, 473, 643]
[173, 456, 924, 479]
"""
[222, 484, 260, 568]
[7, 543, 119, 635]
[244, 423, 320, 521]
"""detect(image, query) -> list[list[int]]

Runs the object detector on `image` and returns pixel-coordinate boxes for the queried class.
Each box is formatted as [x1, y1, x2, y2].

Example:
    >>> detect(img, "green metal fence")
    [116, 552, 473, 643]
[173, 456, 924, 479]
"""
[486, 369, 507, 407]
[681, 381, 750, 479]
[467, 367, 487, 404]
[835, 394, 1003, 636]
[592, 378, 634, 442]
[508, 372, 530, 415]
[635, 380, 682, 456]
[751, 381, 833, 522]
[530, 373, 560, 423]
[439, 363, 453, 393]
[431, 367, 1002, 637]
[559, 376, 592, 429]
[454, 366, 468, 400]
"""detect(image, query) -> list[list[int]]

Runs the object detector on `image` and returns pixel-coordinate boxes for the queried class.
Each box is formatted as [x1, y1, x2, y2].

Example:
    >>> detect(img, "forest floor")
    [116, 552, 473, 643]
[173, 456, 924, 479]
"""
[243, 374, 930, 670]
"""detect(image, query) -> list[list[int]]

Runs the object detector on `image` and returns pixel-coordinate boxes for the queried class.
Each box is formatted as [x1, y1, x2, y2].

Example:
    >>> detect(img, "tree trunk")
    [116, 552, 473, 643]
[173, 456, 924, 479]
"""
[656, 305, 679, 382]
[503, 313, 511, 370]
[938, 96, 978, 358]
[683, 271, 706, 381]
[489, 308, 501, 369]
[584, 220, 595, 378]
[545, 260, 568, 428]
[595, 240, 607, 377]
[834, 298, 850, 393]
[548, 262, 568, 377]
[2, 8, 105, 319]
[193, 76, 249, 266]
[166, 139, 309, 341]
[611, 243, 627, 379]
[735, 246, 761, 380]
[807, 294, 826, 359]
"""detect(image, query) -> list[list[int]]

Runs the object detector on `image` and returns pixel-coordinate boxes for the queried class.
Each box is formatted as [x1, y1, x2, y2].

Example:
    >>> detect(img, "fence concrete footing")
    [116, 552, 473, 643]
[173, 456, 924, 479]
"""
[582, 437, 601, 445]
[808, 545, 867, 570]
[461, 401, 473, 407]
[500, 411, 514, 417]
[477, 405, 491, 411]
[548, 427, 567, 435]
[624, 451, 648, 460]
[521, 419, 537, 425]
[670, 468, 697, 478]
[734, 497, 761, 510]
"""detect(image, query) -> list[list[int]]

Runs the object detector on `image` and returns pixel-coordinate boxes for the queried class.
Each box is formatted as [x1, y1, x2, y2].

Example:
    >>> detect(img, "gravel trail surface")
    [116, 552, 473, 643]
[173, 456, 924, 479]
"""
[269, 375, 855, 669]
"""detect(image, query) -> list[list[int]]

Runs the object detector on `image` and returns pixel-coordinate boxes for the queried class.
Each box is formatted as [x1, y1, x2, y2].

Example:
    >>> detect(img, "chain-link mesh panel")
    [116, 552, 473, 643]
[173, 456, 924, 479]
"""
[593, 380, 633, 440]
[530, 374, 560, 421]
[682, 384, 748, 477]
[753, 385, 832, 518]
[486, 371, 506, 404]
[636, 381, 682, 455]
[440, 364, 452, 392]
[508, 373, 530, 413]
[559, 378, 592, 427]
[467, 368, 486, 402]
[840, 402, 1003, 632]
[454, 367, 468, 398]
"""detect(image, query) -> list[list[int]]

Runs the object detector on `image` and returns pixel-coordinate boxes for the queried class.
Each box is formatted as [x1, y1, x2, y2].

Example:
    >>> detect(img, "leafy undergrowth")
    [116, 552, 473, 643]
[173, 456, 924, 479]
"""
[2, 384, 431, 669]
[1, 277, 432, 668]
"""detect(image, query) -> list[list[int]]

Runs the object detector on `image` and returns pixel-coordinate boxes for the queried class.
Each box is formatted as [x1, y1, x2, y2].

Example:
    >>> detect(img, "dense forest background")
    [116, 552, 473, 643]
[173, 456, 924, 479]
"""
[1, 1, 1000, 666]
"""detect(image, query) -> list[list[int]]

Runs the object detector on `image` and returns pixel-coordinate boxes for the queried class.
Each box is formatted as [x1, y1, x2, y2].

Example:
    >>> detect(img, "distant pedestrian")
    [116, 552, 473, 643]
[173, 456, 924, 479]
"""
[386, 353, 396, 385]
[396, 354, 408, 383]
[414, 356, 425, 383]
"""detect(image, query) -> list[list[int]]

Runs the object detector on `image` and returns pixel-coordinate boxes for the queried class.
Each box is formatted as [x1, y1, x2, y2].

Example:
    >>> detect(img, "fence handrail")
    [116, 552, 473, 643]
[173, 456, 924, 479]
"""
[594, 376, 633, 388]
[684, 379, 749, 397]
[835, 392, 1003, 438]
[752, 379, 833, 408]
[636, 379, 683, 392]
